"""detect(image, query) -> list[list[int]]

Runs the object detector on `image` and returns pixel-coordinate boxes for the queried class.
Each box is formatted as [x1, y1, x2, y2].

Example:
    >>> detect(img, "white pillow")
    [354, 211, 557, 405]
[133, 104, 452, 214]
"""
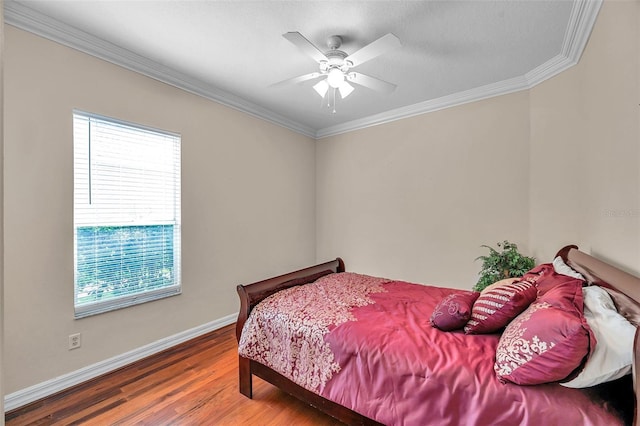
[561, 285, 636, 388]
[553, 256, 585, 280]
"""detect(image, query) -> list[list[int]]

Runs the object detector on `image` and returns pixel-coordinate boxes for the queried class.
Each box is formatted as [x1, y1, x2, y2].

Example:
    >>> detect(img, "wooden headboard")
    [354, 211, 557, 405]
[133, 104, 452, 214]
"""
[556, 245, 640, 425]
[557, 245, 640, 303]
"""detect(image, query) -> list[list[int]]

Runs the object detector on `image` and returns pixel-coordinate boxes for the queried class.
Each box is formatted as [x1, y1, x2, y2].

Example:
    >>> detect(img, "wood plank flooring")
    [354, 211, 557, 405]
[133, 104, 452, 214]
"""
[5, 324, 343, 425]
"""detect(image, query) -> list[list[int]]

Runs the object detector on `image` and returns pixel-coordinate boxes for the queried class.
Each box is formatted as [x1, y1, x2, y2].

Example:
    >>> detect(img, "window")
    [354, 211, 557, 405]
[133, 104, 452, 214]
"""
[73, 111, 181, 318]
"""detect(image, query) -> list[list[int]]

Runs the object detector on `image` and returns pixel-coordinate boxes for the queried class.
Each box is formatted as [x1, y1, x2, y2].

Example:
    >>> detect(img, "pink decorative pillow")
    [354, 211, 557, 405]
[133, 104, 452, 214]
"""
[494, 274, 595, 385]
[464, 279, 537, 334]
[430, 291, 480, 331]
[494, 302, 592, 385]
[520, 263, 554, 287]
[535, 266, 586, 297]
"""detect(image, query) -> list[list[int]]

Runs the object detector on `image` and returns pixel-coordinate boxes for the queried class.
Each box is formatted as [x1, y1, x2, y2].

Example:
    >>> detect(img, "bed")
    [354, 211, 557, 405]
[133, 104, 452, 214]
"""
[235, 246, 640, 425]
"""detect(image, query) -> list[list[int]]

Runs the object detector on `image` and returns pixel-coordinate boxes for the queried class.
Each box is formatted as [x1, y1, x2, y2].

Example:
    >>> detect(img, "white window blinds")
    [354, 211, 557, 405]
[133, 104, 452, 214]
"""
[73, 111, 181, 318]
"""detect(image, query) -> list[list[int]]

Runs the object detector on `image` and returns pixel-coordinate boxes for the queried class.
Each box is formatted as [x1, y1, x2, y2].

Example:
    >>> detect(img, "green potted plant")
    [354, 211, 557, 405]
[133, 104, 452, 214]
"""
[473, 240, 535, 292]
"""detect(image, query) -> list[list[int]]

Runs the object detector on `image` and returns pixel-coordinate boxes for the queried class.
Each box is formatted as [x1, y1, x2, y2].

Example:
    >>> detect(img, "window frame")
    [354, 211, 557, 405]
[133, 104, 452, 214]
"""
[73, 110, 182, 318]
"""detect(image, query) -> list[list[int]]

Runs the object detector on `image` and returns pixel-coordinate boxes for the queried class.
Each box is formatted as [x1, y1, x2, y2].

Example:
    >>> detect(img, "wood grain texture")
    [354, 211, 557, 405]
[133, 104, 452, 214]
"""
[5, 325, 343, 426]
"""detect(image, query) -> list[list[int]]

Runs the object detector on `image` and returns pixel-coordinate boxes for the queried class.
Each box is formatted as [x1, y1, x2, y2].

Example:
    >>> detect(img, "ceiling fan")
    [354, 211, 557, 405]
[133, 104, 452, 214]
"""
[273, 32, 401, 112]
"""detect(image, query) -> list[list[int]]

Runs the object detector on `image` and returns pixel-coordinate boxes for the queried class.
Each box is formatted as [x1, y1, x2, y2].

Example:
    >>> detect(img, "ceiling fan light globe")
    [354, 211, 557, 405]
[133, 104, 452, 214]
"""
[327, 68, 345, 88]
[338, 81, 354, 98]
[313, 79, 329, 97]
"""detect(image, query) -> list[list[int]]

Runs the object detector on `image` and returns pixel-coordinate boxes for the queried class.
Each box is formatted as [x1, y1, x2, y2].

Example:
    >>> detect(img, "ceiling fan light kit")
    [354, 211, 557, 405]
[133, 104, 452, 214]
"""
[313, 79, 329, 97]
[274, 31, 401, 113]
[326, 67, 345, 88]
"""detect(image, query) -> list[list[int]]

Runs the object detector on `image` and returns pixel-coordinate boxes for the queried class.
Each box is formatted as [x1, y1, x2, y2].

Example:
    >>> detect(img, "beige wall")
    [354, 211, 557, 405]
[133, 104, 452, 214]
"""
[3, 26, 316, 393]
[316, 0, 639, 287]
[316, 91, 531, 288]
[1, 0, 5, 421]
[529, 0, 640, 274]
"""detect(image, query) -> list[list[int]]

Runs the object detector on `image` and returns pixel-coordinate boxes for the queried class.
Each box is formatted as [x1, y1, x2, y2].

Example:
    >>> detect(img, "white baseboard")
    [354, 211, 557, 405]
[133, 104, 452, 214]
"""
[4, 313, 238, 412]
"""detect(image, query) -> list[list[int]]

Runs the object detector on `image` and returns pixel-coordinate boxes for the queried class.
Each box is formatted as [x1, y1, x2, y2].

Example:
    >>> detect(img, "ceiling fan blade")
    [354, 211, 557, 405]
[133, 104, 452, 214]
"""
[345, 33, 401, 67]
[347, 72, 397, 94]
[270, 72, 322, 88]
[283, 32, 328, 63]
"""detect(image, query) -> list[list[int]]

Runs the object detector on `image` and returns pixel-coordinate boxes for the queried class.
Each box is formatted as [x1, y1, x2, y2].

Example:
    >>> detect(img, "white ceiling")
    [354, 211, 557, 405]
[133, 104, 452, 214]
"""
[5, 0, 602, 138]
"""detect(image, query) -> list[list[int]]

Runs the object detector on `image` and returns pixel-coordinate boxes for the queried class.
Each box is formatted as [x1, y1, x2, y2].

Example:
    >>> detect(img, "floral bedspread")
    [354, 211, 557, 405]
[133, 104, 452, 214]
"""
[238, 273, 625, 426]
[238, 272, 390, 391]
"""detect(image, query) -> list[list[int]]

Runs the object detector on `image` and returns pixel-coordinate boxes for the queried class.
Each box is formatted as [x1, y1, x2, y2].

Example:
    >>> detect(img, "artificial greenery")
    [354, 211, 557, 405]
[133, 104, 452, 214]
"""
[473, 240, 535, 292]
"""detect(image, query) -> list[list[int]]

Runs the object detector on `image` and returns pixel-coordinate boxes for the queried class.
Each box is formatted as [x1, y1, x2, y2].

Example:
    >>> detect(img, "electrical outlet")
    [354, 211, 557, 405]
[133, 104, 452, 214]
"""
[69, 333, 82, 350]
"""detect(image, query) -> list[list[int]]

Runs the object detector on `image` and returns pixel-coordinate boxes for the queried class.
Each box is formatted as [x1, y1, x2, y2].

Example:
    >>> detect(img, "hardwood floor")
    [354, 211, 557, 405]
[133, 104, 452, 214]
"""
[5, 324, 344, 425]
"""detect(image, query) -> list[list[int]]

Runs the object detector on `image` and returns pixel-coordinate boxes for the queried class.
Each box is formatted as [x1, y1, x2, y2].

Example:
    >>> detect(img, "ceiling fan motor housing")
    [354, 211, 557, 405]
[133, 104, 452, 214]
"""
[326, 35, 342, 50]
[321, 50, 350, 73]
[318, 35, 350, 73]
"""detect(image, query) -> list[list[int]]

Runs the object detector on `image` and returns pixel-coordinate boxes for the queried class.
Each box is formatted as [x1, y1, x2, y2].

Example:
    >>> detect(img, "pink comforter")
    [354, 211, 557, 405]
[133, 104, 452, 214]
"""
[238, 273, 624, 425]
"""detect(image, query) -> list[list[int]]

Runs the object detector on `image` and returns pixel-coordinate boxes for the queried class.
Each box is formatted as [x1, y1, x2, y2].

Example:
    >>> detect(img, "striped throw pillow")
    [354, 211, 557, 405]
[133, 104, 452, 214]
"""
[464, 279, 537, 334]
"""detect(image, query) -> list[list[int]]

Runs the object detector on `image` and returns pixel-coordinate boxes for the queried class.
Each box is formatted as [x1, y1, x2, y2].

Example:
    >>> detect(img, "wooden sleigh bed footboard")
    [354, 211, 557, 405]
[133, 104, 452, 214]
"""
[235, 258, 381, 425]
[235, 248, 640, 426]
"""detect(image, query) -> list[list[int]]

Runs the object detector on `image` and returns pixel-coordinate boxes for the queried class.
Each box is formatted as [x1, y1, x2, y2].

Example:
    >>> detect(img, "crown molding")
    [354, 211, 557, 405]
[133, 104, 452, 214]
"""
[316, 0, 603, 139]
[524, 0, 602, 87]
[4, 0, 601, 140]
[3, 1, 317, 139]
[562, 0, 603, 61]
[315, 75, 530, 138]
